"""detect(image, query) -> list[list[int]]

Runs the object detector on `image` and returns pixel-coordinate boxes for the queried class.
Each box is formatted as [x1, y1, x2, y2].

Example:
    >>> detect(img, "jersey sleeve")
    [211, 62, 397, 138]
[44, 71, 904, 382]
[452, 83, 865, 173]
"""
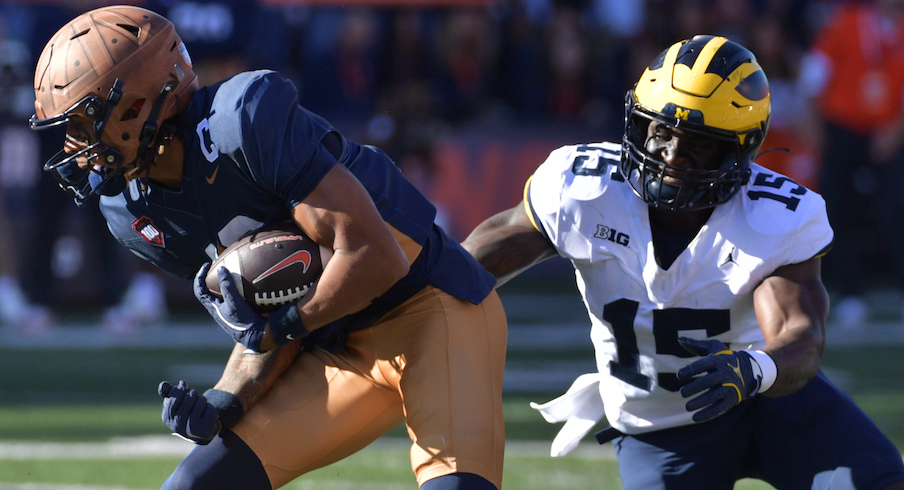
[524, 145, 572, 247]
[786, 194, 833, 264]
[525, 142, 622, 258]
[743, 166, 834, 265]
[209, 71, 337, 208]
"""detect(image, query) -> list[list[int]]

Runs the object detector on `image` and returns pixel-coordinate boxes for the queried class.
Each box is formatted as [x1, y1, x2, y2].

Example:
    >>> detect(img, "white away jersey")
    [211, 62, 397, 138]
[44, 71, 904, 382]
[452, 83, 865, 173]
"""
[526, 141, 834, 434]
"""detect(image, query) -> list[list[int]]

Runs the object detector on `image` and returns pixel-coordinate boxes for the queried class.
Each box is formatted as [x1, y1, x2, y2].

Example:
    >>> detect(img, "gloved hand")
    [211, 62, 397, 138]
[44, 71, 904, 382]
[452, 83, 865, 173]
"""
[676, 337, 762, 423]
[194, 263, 267, 351]
[159, 380, 220, 445]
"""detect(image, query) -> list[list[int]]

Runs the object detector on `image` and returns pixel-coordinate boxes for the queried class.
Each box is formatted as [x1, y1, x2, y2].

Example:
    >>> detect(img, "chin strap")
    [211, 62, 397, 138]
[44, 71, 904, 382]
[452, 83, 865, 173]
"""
[131, 82, 175, 176]
[90, 78, 127, 170]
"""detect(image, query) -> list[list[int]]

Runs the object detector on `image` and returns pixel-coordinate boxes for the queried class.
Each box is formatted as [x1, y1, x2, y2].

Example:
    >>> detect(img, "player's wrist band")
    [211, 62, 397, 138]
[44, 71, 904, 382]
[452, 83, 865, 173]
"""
[203, 389, 244, 430]
[745, 350, 777, 393]
[268, 302, 310, 347]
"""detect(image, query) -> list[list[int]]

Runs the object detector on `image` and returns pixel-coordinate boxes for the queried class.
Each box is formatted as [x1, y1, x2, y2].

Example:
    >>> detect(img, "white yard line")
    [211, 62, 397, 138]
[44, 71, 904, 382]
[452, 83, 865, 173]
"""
[0, 435, 192, 460]
[0, 436, 614, 461]
[0, 485, 142, 490]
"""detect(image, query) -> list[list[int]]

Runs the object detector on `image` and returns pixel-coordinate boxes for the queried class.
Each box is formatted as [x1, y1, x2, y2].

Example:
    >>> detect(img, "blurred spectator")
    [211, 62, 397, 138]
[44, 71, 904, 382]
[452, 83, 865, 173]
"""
[366, 9, 443, 163]
[497, 1, 547, 121]
[0, 7, 56, 334]
[543, 5, 592, 121]
[798, 0, 904, 327]
[588, 0, 646, 39]
[300, 8, 386, 129]
[709, 0, 756, 44]
[433, 7, 502, 123]
[145, 0, 257, 85]
[749, 11, 821, 190]
[647, 0, 708, 47]
[102, 269, 169, 334]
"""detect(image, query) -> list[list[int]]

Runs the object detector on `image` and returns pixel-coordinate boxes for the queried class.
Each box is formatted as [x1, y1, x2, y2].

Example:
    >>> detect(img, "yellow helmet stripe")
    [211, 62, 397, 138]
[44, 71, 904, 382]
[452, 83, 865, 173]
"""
[672, 36, 728, 97]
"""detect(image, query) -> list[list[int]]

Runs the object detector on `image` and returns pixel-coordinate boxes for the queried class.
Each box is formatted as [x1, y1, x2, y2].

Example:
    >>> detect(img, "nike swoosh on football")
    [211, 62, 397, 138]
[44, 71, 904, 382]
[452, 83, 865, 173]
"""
[252, 250, 313, 283]
[206, 165, 219, 184]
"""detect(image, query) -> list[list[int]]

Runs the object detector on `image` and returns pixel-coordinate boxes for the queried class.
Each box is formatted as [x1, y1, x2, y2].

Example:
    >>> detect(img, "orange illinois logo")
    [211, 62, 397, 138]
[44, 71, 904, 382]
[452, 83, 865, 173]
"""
[133, 216, 165, 247]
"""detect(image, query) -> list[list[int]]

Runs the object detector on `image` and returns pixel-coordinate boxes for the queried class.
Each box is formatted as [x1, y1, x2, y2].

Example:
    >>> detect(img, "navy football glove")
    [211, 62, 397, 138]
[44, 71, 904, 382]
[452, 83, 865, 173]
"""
[676, 337, 762, 423]
[158, 380, 219, 445]
[194, 263, 267, 352]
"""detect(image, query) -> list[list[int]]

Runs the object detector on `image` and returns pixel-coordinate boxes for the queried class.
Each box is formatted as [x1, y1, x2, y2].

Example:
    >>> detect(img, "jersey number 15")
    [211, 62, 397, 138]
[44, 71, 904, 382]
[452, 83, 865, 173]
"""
[605, 298, 730, 393]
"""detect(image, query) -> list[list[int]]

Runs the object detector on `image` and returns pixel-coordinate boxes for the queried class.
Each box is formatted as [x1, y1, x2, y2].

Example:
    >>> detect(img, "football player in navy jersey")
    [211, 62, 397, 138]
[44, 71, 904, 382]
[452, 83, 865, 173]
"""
[463, 35, 904, 489]
[30, 6, 506, 489]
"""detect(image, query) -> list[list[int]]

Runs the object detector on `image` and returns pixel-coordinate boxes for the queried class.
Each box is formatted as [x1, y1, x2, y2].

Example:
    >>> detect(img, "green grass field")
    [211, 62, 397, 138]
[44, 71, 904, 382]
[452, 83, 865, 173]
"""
[0, 404, 774, 490]
[1, 337, 902, 489]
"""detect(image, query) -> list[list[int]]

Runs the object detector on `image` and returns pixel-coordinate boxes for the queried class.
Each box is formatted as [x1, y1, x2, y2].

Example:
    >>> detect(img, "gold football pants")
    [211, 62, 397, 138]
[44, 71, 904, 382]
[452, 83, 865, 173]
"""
[232, 286, 508, 488]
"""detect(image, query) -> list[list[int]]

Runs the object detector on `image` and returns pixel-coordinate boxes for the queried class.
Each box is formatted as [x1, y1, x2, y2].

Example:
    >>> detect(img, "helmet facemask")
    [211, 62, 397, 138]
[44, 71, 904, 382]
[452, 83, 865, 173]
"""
[620, 93, 758, 212]
[31, 79, 128, 203]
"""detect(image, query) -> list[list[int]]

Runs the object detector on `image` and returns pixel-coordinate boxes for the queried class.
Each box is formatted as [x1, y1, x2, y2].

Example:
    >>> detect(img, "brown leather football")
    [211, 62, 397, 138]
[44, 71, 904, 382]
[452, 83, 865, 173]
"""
[205, 222, 327, 313]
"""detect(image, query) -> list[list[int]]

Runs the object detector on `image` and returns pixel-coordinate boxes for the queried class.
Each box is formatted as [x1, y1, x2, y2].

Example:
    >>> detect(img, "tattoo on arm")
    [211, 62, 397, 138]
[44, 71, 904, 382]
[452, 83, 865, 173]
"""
[213, 341, 303, 411]
[472, 229, 556, 284]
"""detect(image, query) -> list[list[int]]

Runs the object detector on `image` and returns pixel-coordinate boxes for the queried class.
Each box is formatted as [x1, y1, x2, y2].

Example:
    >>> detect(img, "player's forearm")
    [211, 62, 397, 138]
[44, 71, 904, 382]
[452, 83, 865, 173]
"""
[213, 340, 303, 411]
[299, 244, 408, 329]
[753, 261, 828, 397]
[462, 206, 557, 287]
[463, 227, 555, 287]
[760, 324, 824, 397]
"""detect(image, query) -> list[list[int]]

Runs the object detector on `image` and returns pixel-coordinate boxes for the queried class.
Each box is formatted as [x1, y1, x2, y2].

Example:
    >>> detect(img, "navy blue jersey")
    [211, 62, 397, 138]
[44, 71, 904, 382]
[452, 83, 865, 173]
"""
[99, 70, 494, 349]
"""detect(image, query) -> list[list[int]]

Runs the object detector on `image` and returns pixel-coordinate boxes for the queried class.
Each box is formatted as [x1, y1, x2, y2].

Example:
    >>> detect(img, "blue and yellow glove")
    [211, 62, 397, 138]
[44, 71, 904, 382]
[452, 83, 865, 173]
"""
[676, 337, 764, 423]
[193, 263, 308, 352]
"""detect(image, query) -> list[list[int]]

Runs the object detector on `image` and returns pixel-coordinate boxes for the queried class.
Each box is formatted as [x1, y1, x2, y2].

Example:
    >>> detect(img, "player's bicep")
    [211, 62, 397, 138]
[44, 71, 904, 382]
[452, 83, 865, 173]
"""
[291, 164, 392, 253]
[754, 256, 828, 340]
[289, 164, 408, 326]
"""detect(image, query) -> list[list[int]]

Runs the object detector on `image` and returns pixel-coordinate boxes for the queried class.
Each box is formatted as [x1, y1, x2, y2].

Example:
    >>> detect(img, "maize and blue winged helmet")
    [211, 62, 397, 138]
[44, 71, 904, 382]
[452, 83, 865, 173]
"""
[620, 35, 772, 211]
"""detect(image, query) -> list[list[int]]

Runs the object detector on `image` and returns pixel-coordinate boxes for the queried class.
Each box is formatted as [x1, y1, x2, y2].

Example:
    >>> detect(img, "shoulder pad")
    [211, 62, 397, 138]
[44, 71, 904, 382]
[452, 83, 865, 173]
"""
[530, 142, 622, 215]
[741, 165, 827, 236]
[737, 165, 834, 263]
[208, 70, 298, 148]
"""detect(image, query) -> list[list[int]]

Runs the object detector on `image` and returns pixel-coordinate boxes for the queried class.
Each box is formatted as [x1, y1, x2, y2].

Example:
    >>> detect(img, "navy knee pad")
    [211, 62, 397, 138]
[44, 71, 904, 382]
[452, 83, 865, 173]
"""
[161, 430, 270, 490]
[420, 472, 497, 490]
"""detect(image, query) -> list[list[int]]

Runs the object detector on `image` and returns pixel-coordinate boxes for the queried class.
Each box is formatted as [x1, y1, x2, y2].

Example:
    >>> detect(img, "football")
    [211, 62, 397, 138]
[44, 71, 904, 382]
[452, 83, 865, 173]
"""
[205, 221, 330, 313]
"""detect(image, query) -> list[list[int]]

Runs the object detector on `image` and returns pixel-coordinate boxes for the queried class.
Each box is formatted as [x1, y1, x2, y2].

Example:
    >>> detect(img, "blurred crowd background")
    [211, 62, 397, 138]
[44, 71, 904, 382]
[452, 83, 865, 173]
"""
[0, 0, 902, 334]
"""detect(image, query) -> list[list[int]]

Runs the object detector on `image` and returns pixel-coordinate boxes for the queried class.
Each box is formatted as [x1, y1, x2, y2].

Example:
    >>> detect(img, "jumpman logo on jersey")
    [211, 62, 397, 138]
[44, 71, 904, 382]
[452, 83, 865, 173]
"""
[720, 246, 737, 267]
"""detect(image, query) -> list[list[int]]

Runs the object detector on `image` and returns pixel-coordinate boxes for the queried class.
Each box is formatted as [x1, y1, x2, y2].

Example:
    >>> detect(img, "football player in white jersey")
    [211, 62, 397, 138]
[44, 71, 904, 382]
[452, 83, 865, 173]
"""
[464, 35, 904, 489]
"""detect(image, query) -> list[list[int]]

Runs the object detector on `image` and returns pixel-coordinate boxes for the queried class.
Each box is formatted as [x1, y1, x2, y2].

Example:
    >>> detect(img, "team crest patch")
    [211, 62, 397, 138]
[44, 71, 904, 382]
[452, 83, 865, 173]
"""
[133, 216, 165, 247]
